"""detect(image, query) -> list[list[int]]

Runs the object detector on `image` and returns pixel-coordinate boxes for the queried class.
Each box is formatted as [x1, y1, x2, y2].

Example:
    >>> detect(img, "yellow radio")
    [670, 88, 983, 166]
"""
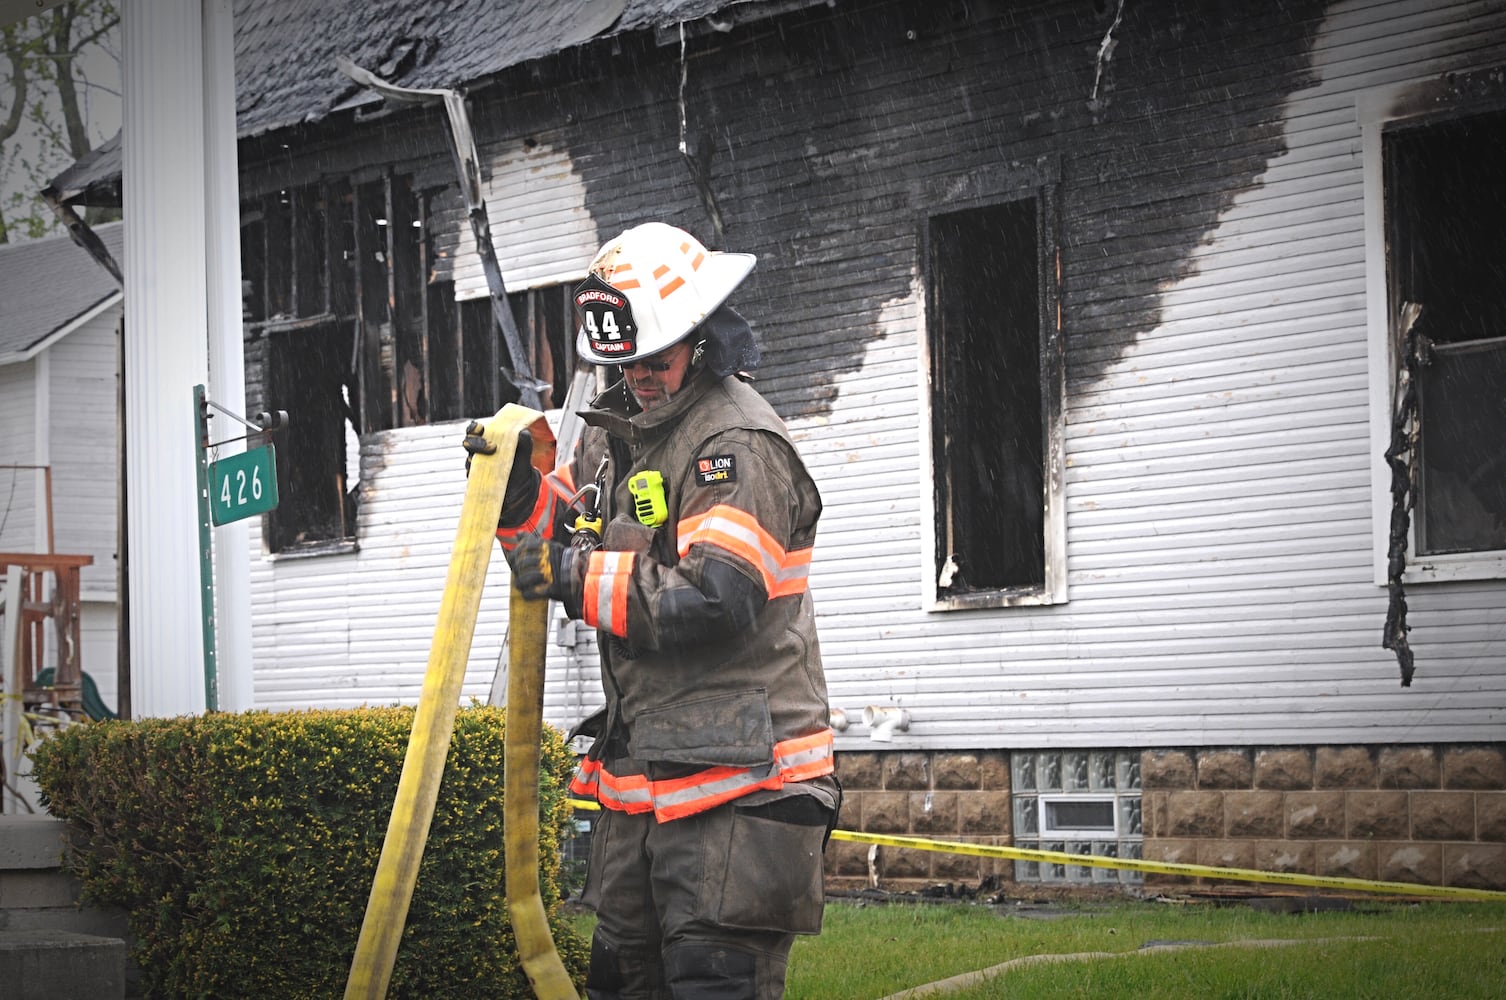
[628, 470, 667, 528]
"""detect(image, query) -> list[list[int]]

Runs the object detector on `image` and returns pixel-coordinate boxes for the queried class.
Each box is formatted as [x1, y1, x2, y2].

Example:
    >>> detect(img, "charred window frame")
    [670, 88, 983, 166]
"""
[1363, 73, 1506, 584]
[241, 171, 564, 556]
[241, 182, 359, 556]
[922, 159, 1067, 610]
[1386, 111, 1506, 558]
[504, 283, 577, 412]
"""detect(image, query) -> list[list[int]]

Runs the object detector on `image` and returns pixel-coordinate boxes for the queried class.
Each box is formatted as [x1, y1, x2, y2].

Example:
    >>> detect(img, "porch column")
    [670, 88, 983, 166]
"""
[122, 0, 209, 717]
[203, 0, 254, 712]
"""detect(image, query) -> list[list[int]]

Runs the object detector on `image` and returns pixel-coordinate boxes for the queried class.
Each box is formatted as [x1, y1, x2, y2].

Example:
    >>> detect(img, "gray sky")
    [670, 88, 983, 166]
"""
[1, 1, 120, 242]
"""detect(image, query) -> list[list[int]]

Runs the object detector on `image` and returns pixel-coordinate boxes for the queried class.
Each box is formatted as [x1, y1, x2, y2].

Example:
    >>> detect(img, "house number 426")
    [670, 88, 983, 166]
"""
[222, 464, 264, 506]
[208, 444, 280, 525]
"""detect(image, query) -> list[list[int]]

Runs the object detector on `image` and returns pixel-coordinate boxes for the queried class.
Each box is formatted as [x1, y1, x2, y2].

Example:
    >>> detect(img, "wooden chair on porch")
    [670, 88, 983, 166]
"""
[1, 552, 95, 720]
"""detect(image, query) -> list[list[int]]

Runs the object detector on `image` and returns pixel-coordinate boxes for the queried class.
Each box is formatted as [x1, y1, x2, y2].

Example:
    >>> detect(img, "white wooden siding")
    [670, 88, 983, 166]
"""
[81, 600, 119, 713]
[243, 0, 1504, 754]
[46, 311, 120, 599]
[247, 420, 586, 715]
[0, 363, 37, 554]
[801, 0, 1506, 750]
[1, 311, 120, 693]
[449, 136, 600, 298]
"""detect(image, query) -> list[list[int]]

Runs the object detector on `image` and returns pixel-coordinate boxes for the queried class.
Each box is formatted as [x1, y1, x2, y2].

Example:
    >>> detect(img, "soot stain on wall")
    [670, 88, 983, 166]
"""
[545, 0, 1328, 419]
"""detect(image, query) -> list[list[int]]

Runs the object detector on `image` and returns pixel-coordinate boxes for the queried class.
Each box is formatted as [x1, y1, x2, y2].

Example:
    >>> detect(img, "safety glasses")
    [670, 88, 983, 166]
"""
[622, 357, 675, 373]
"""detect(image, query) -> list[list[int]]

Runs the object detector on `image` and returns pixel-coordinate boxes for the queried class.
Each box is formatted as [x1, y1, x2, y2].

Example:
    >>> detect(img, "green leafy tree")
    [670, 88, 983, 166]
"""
[0, 0, 118, 244]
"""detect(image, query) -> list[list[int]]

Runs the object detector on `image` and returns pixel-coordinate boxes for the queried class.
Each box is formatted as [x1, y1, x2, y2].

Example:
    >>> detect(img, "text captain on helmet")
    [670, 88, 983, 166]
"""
[486, 222, 839, 1000]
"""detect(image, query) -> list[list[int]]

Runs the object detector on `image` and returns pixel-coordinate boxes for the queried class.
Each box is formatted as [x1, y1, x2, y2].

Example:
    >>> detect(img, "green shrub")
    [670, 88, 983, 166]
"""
[30, 705, 588, 999]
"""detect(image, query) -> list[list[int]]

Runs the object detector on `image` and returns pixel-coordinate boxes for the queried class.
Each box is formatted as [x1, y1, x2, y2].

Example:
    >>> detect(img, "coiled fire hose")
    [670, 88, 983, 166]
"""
[345, 404, 577, 999]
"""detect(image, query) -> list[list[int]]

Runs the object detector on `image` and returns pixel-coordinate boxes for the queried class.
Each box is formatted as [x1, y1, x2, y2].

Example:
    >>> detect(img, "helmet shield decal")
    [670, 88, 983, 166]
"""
[575, 273, 639, 359]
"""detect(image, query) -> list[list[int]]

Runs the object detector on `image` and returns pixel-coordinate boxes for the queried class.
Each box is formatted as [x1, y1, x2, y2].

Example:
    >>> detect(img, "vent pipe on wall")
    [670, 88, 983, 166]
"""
[863, 705, 911, 742]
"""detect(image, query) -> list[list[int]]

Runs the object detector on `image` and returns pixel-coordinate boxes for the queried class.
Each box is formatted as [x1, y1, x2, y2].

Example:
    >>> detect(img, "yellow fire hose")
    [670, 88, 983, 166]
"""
[344, 404, 578, 1000]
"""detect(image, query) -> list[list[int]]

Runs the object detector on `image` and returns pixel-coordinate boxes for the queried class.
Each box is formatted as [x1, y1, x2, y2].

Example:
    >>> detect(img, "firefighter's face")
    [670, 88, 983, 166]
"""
[623, 340, 694, 411]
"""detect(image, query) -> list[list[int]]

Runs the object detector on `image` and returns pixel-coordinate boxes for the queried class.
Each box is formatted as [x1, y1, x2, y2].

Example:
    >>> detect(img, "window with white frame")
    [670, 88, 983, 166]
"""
[923, 160, 1067, 610]
[1385, 110, 1506, 557]
[1364, 72, 1506, 584]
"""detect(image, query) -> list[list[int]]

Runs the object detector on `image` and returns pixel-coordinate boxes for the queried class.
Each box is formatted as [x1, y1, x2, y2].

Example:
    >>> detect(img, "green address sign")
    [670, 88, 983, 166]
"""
[210, 444, 280, 525]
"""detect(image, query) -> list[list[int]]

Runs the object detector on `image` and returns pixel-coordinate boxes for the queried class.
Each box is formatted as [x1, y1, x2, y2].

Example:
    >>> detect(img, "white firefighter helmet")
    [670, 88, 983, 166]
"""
[574, 223, 756, 365]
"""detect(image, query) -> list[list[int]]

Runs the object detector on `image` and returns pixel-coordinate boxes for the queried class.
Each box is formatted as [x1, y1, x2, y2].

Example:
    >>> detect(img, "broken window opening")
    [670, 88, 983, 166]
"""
[447, 297, 493, 421]
[926, 194, 1064, 607]
[354, 177, 396, 433]
[263, 320, 358, 554]
[241, 171, 577, 554]
[1386, 108, 1506, 557]
[391, 176, 427, 428]
[439, 282, 574, 420]
[507, 282, 576, 412]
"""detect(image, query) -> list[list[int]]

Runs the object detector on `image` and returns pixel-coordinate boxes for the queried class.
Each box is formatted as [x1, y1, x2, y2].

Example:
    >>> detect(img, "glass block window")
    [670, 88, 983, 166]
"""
[1011, 750, 1143, 885]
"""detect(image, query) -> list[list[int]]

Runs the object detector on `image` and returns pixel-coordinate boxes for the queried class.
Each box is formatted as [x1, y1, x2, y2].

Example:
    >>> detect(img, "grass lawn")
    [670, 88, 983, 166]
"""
[782, 896, 1506, 999]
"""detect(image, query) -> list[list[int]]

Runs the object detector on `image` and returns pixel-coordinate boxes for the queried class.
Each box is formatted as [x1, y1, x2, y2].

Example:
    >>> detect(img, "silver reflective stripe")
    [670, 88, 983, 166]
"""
[649, 739, 834, 815]
[572, 763, 653, 809]
[777, 740, 830, 771]
[694, 512, 787, 584]
[600, 782, 653, 810]
[651, 768, 771, 812]
[773, 558, 810, 589]
[580, 736, 836, 817]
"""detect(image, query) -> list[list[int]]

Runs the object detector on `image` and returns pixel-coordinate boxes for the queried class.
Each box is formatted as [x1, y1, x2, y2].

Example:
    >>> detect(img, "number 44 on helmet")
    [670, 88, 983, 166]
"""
[573, 223, 756, 366]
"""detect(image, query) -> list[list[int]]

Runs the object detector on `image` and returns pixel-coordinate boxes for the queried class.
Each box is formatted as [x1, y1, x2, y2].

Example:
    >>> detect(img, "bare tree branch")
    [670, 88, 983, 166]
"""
[69, 12, 116, 52]
[50, 6, 90, 156]
[2, 28, 32, 147]
[0, 0, 117, 243]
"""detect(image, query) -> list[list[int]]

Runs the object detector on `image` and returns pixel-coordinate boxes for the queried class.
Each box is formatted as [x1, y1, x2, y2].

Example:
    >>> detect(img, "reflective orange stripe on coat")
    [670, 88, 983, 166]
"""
[569, 728, 835, 822]
[495, 482, 559, 549]
[677, 504, 811, 599]
[495, 464, 584, 550]
[582, 550, 636, 635]
[546, 464, 577, 503]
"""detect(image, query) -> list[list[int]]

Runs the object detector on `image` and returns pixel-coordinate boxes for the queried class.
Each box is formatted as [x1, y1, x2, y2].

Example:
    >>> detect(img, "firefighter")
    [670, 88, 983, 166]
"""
[484, 222, 838, 999]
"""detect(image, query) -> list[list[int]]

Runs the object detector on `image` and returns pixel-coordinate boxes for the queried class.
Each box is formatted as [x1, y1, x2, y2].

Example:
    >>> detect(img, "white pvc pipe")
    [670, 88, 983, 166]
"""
[863, 705, 911, 742]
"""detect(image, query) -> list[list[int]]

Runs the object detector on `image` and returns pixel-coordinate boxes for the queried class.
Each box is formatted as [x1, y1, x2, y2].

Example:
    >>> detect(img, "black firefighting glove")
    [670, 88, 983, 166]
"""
[463, 426, 540, 526]
[504, 534, 586, 619]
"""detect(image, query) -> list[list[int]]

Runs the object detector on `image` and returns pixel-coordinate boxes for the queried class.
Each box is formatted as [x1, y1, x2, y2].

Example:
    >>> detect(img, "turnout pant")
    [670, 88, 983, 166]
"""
[581, 785, 835, 1000]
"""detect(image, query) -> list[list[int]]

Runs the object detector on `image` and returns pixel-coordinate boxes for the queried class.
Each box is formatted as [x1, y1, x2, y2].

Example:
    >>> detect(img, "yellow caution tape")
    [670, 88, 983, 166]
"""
[566, 799, 1505, 902]
[827, 830, 1506, 901]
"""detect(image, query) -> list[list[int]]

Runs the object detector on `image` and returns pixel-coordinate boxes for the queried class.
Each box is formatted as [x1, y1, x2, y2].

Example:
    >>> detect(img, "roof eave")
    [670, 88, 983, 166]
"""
[14, 290, 124, 363]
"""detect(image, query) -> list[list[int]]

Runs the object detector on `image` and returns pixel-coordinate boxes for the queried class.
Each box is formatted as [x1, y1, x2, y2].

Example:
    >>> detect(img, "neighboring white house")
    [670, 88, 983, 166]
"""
[0, 222, 125, 714]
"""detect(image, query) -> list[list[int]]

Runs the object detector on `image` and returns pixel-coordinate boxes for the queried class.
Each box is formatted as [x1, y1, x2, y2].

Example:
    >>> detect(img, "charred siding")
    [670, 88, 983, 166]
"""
[526, 0, 1328, 416]
[231, 0, 1506, 744]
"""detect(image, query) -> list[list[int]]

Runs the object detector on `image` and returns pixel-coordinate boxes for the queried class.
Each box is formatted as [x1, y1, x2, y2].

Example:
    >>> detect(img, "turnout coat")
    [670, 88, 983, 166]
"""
[499, 365, 836, 822]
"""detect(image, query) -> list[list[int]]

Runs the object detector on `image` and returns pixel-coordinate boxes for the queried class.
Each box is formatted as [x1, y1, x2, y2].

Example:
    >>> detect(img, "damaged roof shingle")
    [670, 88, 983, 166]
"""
[235, 0, 799, 137]
[50, 0, 820, 204]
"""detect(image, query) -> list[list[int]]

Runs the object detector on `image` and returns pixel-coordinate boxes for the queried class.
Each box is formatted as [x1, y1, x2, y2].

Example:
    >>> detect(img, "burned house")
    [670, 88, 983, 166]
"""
[56, 0, 1506, 892]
